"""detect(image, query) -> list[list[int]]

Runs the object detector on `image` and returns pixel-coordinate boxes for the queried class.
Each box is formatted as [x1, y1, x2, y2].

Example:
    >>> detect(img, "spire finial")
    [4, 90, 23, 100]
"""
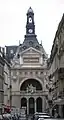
[27, 7, 34, 14]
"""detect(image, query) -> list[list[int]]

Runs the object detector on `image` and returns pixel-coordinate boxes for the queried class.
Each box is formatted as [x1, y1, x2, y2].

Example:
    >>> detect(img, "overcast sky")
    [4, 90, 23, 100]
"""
[0, 0, 64, 56]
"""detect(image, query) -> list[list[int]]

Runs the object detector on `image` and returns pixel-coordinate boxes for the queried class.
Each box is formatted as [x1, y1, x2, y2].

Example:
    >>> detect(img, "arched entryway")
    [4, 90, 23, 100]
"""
[20, 78, 43, 114]
[20, 78, 42, 91]
[36, 97, 42, 112]
[21, 98, 27, 113]
[29, 97, 35, 114]
[21, 97, 27, 107]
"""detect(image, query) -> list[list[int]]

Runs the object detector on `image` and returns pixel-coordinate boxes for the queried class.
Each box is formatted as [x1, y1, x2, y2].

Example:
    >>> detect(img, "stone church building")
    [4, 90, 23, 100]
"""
[6, 7, 48, 114]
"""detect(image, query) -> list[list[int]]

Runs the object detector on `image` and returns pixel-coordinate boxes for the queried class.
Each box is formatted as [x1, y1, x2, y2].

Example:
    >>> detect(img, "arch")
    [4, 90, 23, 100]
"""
[21, 97, 27, 108]
[20, 78, 42, 91]
[19, 77, 43, 91]
[29, 97, 35, 114]
[36, 97, 42, 112]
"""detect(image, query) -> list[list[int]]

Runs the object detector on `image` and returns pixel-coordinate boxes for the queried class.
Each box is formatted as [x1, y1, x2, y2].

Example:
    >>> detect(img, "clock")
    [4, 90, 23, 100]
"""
[29, 17, 32, 23]
[28, 29, 33, 33]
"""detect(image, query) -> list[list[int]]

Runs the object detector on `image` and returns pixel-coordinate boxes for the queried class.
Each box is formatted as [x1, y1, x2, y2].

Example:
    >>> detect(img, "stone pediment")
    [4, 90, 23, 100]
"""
[20, 47, 42, 56]
[11, 47, 47, 67]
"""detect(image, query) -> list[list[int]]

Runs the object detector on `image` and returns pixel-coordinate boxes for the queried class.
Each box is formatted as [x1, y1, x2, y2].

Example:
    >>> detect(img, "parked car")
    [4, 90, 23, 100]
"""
[38, 118, 44, 120]
[33, 112, 39, 120]
[38, 115, 51, 119]
[33, 112, 51, 120]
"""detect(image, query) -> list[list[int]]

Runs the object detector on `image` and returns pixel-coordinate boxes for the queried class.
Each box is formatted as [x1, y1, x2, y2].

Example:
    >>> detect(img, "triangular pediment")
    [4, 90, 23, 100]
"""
[20, 47, 43, 56]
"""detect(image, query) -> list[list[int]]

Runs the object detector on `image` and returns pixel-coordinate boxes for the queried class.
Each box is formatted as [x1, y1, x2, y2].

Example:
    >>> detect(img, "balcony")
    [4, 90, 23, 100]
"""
[58, 91, 64, 98]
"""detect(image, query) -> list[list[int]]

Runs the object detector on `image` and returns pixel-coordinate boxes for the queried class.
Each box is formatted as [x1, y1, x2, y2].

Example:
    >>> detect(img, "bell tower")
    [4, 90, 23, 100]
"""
[26, 7, 35, 35]
[23, 7, 40, 49]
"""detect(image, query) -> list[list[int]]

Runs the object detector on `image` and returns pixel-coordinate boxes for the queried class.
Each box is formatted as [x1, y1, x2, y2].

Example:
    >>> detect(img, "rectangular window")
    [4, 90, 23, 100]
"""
[0, 65, 3, 75]
[23, 58, 39, 63]
[0, 78, 3, 90]
[0, 92, 4, 103]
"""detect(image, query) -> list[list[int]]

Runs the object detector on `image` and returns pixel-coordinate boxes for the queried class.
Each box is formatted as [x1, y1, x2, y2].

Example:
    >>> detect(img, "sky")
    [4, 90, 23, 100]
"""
[0, 0, 64, 57]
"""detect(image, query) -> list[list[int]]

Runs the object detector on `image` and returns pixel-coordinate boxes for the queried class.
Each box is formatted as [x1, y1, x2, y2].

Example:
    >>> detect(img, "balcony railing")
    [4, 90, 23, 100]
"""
[58, 91, 64, 98]
[52, 90, 64, 100]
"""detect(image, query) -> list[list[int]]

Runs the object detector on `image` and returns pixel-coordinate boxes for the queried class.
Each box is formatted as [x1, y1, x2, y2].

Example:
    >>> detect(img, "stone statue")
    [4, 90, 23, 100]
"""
[26, 84, 36, 93]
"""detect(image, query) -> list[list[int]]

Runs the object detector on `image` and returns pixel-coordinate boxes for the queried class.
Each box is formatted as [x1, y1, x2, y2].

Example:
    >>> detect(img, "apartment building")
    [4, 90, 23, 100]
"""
[48, 14, 64, 117]
[0, 47, 5, 114]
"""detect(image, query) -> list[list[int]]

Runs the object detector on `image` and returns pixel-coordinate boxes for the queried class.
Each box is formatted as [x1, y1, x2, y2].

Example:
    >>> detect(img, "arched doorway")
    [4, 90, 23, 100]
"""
[36, 97, 42, 112]
[21, 97, 27, 107]
[20, 79, 42, 91]
[21, 98, 27, 113]
[20, 79, 43, 114]
[29, 97, 35, 114]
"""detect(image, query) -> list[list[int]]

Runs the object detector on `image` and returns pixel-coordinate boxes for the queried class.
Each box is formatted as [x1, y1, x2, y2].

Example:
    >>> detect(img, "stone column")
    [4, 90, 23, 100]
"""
[35, 98, 36, 113]
[27, 99, 29, 115]
[42, 97, 43, 112]
[43, 96, 45, 112]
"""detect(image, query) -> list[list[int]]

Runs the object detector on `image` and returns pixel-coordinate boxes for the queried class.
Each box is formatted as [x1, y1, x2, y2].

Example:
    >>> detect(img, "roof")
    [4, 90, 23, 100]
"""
[27, 7, 34, 14]
[6, 45, 18, 61]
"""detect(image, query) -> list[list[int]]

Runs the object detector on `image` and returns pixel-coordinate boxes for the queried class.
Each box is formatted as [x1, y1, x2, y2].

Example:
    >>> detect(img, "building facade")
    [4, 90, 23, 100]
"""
[48, 14, 64, 118]
[5, 7, 48, 114]
[0, 47, 5, 114]
[4, 58, 11, 113]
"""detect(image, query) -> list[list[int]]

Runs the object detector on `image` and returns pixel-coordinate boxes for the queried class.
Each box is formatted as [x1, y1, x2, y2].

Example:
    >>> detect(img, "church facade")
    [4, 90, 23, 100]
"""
[6, 7, 48, 114]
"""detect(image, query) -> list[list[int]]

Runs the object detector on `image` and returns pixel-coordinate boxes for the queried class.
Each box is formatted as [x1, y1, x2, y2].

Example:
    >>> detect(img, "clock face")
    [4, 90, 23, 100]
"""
[28, 29, 33, 33]
[29, 17, 32, 23]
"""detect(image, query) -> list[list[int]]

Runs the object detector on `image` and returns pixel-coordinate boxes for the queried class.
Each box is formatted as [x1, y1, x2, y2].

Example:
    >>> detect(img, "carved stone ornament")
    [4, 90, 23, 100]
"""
[26, 84, 36, 93]
[13, 76, 17, 82]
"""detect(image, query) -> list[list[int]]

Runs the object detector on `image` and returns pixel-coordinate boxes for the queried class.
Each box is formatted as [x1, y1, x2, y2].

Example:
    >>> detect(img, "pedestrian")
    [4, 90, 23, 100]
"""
[57, 113, 61, 118]
[54, 111, 58, 118]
